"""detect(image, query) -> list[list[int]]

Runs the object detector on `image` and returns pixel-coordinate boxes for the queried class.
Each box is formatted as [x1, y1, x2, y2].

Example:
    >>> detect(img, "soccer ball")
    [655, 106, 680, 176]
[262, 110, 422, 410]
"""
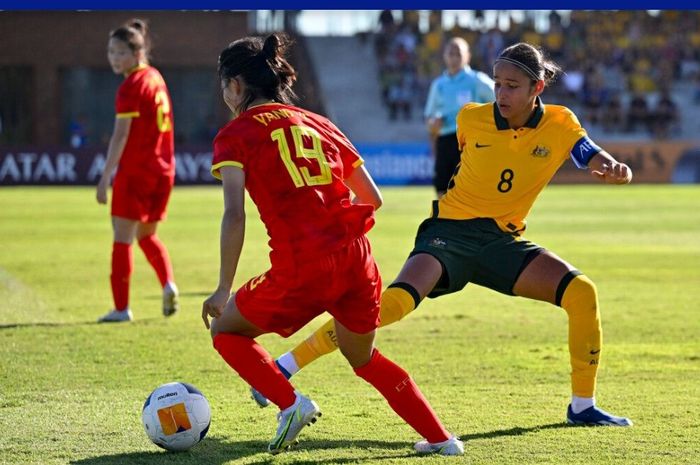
[141, 382, 211, 451]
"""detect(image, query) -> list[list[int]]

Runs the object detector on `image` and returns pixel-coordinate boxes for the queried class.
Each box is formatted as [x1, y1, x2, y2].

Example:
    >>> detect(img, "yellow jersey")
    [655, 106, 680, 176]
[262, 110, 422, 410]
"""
[436, 98, 600, 234]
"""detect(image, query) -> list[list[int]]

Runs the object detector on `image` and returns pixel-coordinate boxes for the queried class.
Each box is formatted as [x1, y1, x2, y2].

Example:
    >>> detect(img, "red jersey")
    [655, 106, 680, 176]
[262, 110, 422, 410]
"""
[115, 65, 175, 178]
[211, 103, 375, 268]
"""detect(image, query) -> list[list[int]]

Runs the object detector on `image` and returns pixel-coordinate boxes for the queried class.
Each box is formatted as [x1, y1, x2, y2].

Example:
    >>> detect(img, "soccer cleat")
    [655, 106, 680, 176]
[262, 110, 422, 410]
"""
[251, 386, 271, 408]
[566, 404, 633, 426]
[251, 360, 290, 408]
[268, 393, 321, 454]
[97, 308, 133, 323]
[162, 282, 179, 317]
[414, 435, 464, 456]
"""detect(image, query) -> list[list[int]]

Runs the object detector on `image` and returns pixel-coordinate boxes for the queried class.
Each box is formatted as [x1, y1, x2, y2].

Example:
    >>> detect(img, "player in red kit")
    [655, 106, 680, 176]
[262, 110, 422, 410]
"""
[96, 19, 178, 323]
[201, 33, 463, 456]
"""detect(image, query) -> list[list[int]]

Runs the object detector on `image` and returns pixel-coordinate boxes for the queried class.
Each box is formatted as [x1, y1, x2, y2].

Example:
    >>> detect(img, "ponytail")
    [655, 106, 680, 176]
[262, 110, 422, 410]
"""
[218, 33, 298, 114]
[110, 17, 151, 61]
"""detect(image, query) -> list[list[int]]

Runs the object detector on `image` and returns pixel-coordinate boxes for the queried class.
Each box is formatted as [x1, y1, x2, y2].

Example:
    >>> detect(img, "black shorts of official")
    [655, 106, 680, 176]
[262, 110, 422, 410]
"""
[433, 132, 461, 193]
[409, 216, 544, 297]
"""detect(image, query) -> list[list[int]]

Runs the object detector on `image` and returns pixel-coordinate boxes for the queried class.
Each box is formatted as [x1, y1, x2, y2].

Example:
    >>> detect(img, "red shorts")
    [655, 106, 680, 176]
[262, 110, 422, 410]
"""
[111, 173, 174, 223]
[235, 235, 381, 337]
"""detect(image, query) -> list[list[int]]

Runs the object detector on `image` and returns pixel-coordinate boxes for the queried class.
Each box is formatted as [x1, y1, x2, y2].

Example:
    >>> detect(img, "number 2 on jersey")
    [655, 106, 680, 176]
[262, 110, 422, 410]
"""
[271, 126, 332, 187]
[155, 90, 172, 133]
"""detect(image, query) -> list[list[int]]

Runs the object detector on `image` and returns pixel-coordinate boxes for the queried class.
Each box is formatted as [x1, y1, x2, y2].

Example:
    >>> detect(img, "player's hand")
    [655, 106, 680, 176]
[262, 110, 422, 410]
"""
[591, 162, 632, 184]
[202, 288, 229, 329]
[427, 117, 442, 137]
[96, 179, 109, 204]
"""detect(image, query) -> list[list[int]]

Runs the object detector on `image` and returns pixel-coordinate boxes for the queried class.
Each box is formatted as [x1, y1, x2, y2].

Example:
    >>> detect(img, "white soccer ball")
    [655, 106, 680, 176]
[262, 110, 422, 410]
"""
[141, 382, 211, 451]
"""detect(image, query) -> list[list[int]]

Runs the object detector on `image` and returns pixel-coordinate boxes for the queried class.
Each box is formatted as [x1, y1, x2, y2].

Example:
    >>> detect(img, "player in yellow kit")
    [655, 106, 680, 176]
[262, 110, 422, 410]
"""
[254, 42, 633, 427]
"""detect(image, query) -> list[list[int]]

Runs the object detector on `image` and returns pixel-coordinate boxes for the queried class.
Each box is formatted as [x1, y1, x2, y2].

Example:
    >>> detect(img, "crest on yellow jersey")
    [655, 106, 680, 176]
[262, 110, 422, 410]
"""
[531, 145, 551, 157]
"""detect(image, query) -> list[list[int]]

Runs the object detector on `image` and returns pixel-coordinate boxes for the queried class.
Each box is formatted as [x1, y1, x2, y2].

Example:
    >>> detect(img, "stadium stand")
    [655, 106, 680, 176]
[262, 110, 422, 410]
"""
[1, 10, 699, 186]
[366, 10, 700, 143]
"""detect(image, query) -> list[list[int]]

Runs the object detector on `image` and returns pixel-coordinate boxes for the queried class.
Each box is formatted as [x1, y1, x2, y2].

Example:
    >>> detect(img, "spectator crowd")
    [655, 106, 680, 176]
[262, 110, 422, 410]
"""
[372, 10, 700, 139]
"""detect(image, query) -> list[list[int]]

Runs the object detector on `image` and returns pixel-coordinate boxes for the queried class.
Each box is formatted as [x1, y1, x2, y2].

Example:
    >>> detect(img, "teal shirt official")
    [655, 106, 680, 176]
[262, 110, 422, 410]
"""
[424, 66, 495, 136]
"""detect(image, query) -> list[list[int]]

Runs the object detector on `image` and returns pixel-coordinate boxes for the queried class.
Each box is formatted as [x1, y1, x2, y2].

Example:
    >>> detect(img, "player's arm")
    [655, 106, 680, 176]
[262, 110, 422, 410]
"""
[96, 117, 131, 204]
[202, 165, 246, 328]
[344, 164, 383, 210]
[424, 80, 443, 137]
[588, 150, 633, 185]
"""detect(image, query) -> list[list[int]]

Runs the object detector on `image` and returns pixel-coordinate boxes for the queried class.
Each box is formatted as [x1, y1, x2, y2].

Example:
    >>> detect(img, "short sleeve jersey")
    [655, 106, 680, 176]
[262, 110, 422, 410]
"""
[437, 98, 600, 234]
[115, 65, 175, 178]
[211, 103, 374, 268]
[424, 66, 495, 136]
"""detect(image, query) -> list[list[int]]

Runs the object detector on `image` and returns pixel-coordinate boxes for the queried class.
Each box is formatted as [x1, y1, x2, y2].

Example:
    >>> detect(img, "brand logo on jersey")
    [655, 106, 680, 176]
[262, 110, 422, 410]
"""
[429, 237, 447, 249]
[249, 273, 267, 290]
[395, 376, 412, 392]
[531, 145, 551, 158]
[475, 142, 491, 149]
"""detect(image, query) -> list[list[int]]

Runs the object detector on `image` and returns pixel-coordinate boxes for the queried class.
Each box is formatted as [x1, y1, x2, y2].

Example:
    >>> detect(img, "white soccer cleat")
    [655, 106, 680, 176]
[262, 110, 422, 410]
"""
[97, 308, 133, 323]
[268, 393, 321, 454]
[251, 386, 271, 408]
[162, 282, 179, 317]
[414, 435, 464, 456]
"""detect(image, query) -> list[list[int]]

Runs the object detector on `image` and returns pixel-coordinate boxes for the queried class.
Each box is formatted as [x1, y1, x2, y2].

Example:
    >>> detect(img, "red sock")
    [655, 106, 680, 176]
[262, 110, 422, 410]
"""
[213, 333, 296, 410]
[354, 349, 450, 443]
[138, 234, 174, 287]
[110, 242, 133, 311]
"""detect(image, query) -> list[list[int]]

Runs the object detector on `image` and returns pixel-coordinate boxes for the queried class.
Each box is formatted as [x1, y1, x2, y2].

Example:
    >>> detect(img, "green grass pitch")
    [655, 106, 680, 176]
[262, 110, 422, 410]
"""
[1, 185, 699, 464]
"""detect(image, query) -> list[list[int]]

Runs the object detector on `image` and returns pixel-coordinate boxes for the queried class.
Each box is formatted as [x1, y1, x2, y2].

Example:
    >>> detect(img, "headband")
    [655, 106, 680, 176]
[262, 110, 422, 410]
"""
[495, 56, 542, 81]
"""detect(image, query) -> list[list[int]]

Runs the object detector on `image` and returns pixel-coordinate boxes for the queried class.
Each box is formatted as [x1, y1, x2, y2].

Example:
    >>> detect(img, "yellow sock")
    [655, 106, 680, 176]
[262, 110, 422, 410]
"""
[378, 284, 419, 327]
[560, 274, 602, 398]
[290, 283, 421, 369]
[291, 318, 337, 369]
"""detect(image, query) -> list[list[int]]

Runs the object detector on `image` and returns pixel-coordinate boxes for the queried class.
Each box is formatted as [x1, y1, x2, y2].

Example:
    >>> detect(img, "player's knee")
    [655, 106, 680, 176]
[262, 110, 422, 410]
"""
[137, 233, 156, 247]
[338, 342, 374, 369]
[558, 273, 599, 316]
[210, 319, 222, 340]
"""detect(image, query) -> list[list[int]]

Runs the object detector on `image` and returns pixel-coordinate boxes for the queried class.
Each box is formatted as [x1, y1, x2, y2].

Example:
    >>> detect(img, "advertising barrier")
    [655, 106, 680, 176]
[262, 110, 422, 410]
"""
[551, 141, 699, 184]
[353, 143, 433, 185]
[0, 147, 216, 186]
[1, 141, 699, 186]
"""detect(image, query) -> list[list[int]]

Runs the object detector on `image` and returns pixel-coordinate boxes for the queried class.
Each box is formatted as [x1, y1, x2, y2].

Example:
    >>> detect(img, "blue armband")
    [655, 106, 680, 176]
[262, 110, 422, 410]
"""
[570, 136, 602, 169]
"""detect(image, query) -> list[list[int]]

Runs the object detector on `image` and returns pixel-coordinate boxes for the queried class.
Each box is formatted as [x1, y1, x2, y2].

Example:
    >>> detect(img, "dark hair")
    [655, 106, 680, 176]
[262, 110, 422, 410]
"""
[110, 18, 151, 60]
[218, 33, 298, 114]
[496, 42, 561, 87]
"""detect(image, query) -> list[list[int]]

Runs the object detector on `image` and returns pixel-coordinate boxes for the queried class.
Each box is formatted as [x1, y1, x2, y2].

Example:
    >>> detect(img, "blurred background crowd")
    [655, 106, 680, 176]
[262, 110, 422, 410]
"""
[1, 10, 699, 149]
[372, 10, 700, 139]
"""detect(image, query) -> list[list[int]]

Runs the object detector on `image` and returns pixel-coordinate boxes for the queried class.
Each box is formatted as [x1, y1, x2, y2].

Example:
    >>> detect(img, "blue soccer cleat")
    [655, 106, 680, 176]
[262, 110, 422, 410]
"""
[566, 404, 633, 426]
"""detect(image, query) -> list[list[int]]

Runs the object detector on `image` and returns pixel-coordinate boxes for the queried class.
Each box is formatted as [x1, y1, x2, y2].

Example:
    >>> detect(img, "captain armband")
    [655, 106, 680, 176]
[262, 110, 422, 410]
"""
[570, 135, 602, 169]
